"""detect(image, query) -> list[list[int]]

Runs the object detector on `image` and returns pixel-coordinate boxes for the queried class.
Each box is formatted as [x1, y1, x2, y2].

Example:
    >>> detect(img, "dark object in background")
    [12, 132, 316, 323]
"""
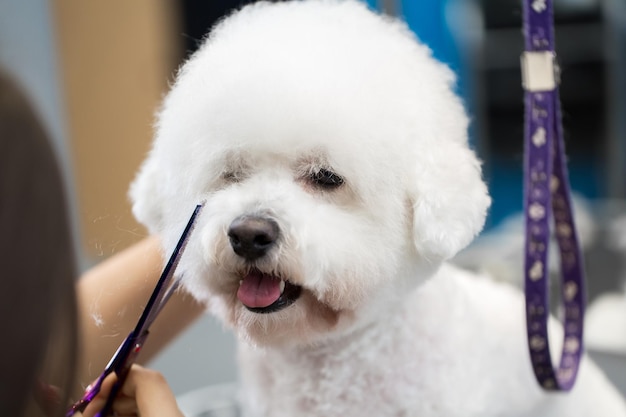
[180, 0, 290, 59]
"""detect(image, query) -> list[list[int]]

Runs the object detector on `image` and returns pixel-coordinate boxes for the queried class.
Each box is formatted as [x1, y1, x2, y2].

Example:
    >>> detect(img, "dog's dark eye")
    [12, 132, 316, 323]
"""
[310, 168, 344, 189]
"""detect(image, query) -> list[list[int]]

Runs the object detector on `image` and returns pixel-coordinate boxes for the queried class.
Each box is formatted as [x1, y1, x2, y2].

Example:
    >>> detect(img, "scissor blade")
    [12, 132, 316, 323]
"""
[132, 204, 203, 336]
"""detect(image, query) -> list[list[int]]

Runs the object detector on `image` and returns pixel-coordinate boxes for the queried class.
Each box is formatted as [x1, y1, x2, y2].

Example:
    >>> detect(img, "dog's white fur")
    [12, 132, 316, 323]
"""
[130, 1, 626, 415]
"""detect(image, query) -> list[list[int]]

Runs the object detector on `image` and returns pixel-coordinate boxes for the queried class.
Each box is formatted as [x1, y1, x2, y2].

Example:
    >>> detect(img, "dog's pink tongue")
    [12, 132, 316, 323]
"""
[237, 270, 281, 308]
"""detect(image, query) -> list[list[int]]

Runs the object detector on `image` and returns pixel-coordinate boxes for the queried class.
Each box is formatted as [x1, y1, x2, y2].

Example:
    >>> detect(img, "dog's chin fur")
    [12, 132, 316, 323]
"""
[233, 292, 344, 347]
[129, 1, 626, 416]
[205, 248, 433, 348]
[186, 192, 429, 347]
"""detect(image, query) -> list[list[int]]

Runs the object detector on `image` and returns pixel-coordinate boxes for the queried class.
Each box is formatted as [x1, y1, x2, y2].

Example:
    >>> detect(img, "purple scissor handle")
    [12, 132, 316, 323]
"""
[66, 203, 203, 416]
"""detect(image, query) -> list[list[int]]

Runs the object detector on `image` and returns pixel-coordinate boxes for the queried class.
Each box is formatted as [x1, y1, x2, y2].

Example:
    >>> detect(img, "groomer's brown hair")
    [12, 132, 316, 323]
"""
[0, 70, 78, 416]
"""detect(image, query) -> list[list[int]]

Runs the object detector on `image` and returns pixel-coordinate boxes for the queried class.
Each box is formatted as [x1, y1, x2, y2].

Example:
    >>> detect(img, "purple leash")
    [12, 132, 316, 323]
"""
[522, 0, 586, 391]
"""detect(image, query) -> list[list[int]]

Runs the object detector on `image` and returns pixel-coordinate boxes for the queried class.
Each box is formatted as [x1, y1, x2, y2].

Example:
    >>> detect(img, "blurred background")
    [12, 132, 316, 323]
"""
[0, 0, 625, 408]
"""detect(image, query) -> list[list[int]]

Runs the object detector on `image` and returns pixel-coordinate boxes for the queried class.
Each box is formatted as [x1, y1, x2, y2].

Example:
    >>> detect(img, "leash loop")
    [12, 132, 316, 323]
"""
[522, 0, 586, 391]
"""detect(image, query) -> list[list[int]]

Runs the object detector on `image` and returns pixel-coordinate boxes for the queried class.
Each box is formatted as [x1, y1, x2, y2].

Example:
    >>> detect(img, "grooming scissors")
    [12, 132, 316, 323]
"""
[66, 203, 203, 416]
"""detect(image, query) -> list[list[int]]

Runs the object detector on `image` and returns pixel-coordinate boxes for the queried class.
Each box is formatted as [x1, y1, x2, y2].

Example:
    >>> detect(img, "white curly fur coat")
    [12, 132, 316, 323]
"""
[130, 1, 626, 415]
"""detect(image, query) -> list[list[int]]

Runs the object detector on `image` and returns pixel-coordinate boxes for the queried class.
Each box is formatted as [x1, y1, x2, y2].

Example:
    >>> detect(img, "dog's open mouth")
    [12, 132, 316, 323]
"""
[237, 269, 302, 314]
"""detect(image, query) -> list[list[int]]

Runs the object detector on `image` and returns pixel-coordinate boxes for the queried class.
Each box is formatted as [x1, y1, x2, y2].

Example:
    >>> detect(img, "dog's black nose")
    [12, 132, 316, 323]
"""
[228, 216, 279, 260]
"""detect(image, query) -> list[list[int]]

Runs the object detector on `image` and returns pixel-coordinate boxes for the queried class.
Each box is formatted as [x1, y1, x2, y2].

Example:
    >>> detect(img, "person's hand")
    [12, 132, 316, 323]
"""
[80, 365, 184, 417]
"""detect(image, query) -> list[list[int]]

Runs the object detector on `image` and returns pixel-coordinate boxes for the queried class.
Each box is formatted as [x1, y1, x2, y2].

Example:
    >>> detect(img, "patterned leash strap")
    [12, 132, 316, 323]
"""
[521, 0, 586, 391]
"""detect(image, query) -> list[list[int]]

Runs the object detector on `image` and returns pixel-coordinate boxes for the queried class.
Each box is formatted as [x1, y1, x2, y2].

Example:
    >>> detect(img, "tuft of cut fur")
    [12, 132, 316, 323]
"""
[130, 1, 626, 416]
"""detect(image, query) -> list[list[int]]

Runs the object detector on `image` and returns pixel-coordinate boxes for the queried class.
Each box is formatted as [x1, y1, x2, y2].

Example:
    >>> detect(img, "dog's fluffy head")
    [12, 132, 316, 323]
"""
[130, 0, 490, 346]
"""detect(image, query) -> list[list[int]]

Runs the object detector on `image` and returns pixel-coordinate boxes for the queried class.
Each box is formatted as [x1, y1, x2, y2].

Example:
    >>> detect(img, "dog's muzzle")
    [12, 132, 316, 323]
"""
[228, 215, 302, 314]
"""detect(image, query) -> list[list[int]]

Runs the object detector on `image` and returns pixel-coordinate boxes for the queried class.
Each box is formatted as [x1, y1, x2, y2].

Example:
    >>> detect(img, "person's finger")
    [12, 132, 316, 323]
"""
[79, 373, 117, 417]
[110, 395, 139, 415]
[80, 394, 107, 417]
[121, 365, 184, 417]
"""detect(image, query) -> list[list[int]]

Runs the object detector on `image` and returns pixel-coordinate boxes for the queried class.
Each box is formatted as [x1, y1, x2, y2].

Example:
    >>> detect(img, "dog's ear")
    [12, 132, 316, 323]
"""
[128, 156, 164, 235]
[410, 141, 491, 262]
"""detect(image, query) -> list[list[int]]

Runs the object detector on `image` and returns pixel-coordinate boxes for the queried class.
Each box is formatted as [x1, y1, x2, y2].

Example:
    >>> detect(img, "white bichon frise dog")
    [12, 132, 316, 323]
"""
[130, 1, 626, 416]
